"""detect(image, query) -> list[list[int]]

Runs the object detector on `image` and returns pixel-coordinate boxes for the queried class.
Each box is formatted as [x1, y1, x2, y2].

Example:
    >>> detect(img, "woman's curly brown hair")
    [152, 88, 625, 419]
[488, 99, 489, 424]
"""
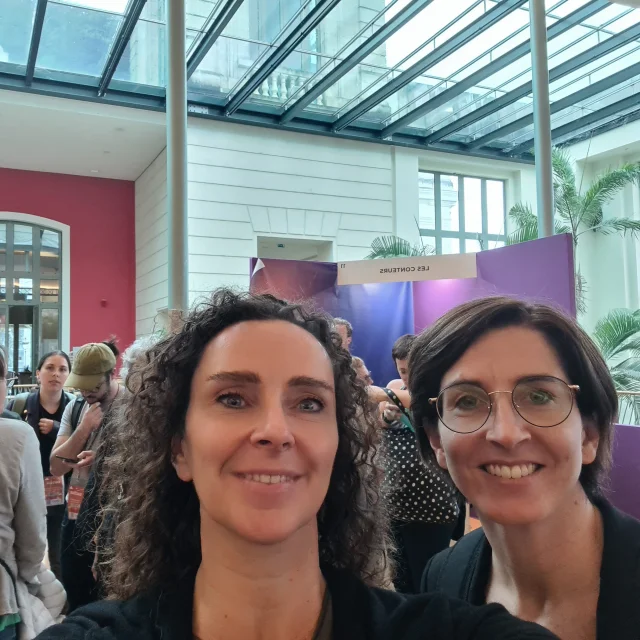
[98, 289, 391, 600]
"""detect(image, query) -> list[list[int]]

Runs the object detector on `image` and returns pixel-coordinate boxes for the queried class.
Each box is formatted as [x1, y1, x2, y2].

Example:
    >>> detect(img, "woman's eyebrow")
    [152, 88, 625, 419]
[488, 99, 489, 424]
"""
[288, 376, 334, 394]
[206, 371, 261, 385]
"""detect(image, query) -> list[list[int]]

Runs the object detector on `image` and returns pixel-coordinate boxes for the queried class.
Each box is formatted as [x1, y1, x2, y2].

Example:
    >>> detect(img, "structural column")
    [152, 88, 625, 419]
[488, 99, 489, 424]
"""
[530, 0, 554, 238]
[167, 0, 189, 311]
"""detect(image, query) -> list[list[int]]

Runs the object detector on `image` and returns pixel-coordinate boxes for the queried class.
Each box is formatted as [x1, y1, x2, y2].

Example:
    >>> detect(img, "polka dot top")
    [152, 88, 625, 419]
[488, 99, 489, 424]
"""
[380, 401, 458, 524]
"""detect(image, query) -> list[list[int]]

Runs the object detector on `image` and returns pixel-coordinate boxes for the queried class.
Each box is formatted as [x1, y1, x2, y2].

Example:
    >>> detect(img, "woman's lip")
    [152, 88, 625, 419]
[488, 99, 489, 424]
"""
[479, 461, 543, 467]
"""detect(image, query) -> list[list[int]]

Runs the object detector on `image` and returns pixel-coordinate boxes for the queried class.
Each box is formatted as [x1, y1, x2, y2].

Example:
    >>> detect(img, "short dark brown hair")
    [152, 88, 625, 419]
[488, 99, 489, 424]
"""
[392, 334, 416, 363]
[409, 296, 618, 500]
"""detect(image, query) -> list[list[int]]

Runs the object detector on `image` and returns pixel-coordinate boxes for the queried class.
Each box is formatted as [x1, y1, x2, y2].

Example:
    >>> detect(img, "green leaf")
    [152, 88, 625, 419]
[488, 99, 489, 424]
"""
[583, 217, 640, 238]
[365, 235, 434, 259]
[580, 163, 640, 229]
[593, 309, 640, 361]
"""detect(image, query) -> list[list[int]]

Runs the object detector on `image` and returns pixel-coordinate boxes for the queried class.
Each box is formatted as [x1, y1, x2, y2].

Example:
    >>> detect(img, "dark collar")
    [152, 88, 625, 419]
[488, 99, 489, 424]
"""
[468, 498, 640, 639]
[147, 566, 408, 640]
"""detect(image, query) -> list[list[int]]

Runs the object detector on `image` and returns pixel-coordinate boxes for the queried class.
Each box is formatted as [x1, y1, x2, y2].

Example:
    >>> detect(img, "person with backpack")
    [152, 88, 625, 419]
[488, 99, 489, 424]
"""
[49, 341, 123, 612]
[6, 351, 74, 582]
[411, 297, 640, 640]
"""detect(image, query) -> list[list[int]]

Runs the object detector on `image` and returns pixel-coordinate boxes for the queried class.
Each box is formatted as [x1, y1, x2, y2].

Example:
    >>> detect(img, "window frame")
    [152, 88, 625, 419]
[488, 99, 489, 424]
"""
[418, 171, 508, 255]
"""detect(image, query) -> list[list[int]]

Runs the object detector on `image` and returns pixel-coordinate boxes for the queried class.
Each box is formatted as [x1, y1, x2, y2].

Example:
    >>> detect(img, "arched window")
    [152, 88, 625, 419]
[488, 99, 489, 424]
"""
[0, 222, 62, 381]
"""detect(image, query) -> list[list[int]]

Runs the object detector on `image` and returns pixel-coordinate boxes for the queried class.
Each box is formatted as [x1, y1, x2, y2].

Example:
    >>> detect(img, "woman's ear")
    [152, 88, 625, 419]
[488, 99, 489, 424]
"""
[428, 429, 449, 471]
[581, 421, 600, 466]
[172, 437, 193, 482]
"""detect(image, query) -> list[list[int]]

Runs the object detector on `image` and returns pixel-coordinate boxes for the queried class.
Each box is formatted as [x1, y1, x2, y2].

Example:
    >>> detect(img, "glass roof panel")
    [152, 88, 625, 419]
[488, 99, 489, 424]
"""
[251, 0, 406, 110]
[186, 0, 225, 34]
[381, 7, 542, 131]
[36, 1, 125, 78]
[317, 0, 493, 122]
[187, 0, 320, 98]
[431, 4, 636, 145]
[113, 0, 168, 88]
[0, 0, 37, 66]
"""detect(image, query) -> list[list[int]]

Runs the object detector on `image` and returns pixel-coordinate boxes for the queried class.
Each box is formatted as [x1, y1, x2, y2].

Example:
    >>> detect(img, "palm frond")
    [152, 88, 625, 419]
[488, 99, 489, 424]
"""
[580, 217, 640, 238]
[580, 163, 640, 229]
[552, 149, 580, 229]
[593, 309, 640, 361]
[366, 235, 434, 259]
[575, 270, 587, 316]
[508, 202, 536, 226]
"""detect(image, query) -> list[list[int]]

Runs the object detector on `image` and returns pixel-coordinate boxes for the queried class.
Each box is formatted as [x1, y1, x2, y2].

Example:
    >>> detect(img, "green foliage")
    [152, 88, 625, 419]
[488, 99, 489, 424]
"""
[366, 235, 435, 259]
[593, 309, 640, 394]
[507, 149, 640, 314]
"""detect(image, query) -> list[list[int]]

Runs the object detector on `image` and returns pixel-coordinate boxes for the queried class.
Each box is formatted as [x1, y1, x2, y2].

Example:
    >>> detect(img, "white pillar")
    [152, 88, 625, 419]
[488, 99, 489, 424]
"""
[167, 0, 189, 311]
[530, 0, 554, 237]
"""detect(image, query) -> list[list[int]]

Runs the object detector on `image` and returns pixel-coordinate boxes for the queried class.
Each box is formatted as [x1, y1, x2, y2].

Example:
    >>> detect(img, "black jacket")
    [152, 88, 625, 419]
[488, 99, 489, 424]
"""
[35, 567, 557, 640]
[422, 498, 640, 640]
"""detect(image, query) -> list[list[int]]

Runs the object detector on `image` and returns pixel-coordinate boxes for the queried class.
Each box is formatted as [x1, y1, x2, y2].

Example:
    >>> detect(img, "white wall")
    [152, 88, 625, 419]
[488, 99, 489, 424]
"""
[565, 123, 640, 332]
[134, 119, 540, 322]
[135, 149, 168, 337]
[186, 120, 395, 303]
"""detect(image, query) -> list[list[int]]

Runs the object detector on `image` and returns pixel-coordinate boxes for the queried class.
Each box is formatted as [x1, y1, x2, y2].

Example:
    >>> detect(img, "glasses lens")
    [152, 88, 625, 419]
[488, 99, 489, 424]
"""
[513, 377, 574, 427]
[438, 383, 491, 433]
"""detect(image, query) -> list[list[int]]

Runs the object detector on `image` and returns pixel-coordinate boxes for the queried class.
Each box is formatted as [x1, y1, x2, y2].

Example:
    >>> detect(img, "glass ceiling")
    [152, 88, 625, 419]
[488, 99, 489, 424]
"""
[1, 0, 640, 161]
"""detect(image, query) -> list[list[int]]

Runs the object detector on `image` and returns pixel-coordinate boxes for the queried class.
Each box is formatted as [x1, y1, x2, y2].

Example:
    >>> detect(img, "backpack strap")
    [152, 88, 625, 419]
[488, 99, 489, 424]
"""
[421, 527, 487, 599]
[70, 398, 87, 433]
[0, 557, 19, 607]
[7, 392, 30, 420]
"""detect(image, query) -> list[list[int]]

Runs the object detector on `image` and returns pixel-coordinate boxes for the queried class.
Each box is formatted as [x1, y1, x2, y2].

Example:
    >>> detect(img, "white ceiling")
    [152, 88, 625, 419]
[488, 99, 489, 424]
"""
[0, 90, 167, 181]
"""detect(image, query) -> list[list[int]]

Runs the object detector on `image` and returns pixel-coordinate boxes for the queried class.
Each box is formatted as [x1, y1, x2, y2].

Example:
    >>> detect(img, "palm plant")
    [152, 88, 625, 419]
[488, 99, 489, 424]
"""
[593, 309, 640, 424]
[366, 235, 435, 259]
[507, 149, 640, 313]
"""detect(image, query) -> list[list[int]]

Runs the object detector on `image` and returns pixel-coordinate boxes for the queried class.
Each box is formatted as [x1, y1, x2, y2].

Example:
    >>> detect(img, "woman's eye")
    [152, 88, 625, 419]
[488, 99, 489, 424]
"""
[455, 395, 479, 411]
[528, 390, 553, 405]
[217, 394, 246, 409]
[298, 398, 324, 412]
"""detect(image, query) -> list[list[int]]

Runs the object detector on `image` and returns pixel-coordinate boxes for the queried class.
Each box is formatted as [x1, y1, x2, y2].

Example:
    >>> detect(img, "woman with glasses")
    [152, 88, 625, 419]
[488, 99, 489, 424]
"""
[410, 296, 640, 640]
[35, 290, 557, 640]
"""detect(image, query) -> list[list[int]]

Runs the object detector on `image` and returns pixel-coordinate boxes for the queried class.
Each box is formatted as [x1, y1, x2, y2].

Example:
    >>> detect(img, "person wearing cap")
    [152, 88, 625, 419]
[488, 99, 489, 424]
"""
[49, 340, 122, 612]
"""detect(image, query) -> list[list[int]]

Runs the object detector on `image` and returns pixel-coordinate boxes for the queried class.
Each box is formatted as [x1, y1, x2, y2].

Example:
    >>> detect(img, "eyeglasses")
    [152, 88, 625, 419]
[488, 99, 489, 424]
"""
[429, 376, 580, 434]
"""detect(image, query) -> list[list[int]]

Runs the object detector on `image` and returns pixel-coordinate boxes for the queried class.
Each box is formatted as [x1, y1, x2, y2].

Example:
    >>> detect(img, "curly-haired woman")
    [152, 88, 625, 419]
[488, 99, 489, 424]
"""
[36, 291, 557, 640]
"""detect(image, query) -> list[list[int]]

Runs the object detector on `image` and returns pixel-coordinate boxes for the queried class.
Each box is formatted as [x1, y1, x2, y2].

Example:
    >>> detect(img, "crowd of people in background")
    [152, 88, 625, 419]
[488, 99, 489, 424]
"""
[0, 289, 638, 640]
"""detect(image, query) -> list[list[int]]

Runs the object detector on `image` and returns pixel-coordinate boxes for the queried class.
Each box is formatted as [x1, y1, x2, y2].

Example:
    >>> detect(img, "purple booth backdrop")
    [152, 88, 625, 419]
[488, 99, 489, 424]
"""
[608, 424, 640, 519]
[413, 234, 576, 331]
[250, 258, 414, 385]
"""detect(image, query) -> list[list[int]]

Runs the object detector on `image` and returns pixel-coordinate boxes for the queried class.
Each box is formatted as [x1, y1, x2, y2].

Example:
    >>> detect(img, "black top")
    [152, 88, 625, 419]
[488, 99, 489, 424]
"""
[35, 566, 557, 640]
[9, 390, 72, 476]
[422, 498, 640, 640]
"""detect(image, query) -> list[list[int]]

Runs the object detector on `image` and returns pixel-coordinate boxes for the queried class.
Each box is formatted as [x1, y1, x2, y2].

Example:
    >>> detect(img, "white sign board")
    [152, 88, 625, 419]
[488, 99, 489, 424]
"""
[336, 254, 477, 286]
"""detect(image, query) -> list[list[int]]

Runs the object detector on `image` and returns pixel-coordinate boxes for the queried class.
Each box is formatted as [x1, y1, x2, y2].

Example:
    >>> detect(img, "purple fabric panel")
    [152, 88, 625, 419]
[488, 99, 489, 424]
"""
[249, 258, 339, 310]
[335, 282, 415, 386]
[475, 234, 576, 317]
[413, 278, 487, 333]
[607, 424, 640, 520]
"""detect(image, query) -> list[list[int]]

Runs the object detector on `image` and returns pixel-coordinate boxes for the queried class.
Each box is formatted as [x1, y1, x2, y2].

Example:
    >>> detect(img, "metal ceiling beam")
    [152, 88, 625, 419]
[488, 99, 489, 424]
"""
[467, 61, 640, 149]
[25, 0, 48, 86]
[423, 20, 640, 146]
[225, 0, 342, 115]
[509, 92, 640, 156]
[186, 0, 244, 80]
[98, 0, 147, 97]
[332, 0, 529, 132]
[556, 107, 640, 149]
[380, 0, 609, 139]
[280, 0, 435, 125]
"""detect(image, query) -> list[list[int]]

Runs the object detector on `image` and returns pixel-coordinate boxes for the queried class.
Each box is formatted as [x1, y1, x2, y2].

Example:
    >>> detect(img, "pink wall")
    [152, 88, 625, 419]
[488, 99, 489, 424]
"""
[0, 167, 135, 355]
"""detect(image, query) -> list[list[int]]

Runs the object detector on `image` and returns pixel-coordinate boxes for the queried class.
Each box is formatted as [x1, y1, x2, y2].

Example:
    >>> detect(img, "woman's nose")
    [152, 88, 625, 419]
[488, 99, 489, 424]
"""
[250, 402, 295, 450]
[485, 393, 531, 449]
